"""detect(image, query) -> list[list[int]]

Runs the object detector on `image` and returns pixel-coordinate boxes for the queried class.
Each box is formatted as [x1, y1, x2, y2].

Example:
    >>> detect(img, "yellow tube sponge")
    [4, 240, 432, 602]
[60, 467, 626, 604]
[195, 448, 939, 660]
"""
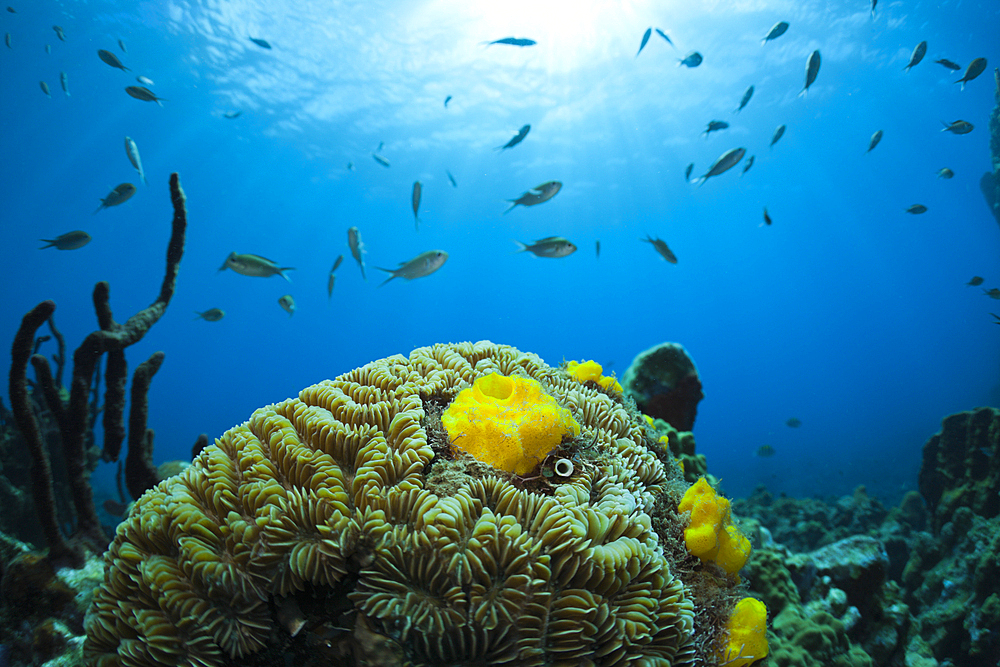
[678, 477, 751, 576]
[716, 597, 769, 667]
[442, 373, 580, 475]
[566, 359, 623, 392]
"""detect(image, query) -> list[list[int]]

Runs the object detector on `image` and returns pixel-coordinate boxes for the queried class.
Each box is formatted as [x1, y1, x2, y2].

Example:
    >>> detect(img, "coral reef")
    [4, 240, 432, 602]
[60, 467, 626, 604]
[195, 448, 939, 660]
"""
[83, 341, 755, 667]
[622, 343, 704, 432]
[735, 406, 1000, 667]
[3, 173, 188, 557]
[646, 417, 709, 484]
[981, 68, 1000, 226]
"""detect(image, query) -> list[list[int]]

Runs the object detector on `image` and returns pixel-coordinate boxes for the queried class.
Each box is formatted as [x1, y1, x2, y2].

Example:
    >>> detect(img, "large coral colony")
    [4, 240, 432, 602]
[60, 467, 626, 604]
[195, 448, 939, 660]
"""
[84, 341, 765, 667]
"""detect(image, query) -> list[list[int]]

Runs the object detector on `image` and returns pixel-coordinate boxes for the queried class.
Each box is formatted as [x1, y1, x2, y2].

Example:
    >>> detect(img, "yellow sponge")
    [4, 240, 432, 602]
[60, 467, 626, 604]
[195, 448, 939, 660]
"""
[716, 597, 768, 667]
[566, 359, 623, 392]
[442, 373, 580, 475]
[678, 477, 751, 576]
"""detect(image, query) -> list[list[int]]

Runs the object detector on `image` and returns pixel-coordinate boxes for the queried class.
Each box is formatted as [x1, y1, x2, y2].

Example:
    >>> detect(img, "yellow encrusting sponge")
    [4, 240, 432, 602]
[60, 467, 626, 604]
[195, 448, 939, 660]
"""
[715, 597, 769, 667]
[442, 373, 580, 475]
[566, 359, 623, 392]
[678, 477, 751, 577]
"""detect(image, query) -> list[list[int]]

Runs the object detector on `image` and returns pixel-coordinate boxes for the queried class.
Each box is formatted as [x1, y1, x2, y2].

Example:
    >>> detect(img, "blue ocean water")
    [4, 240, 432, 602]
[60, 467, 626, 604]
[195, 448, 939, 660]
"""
[1, 0, 997, 509]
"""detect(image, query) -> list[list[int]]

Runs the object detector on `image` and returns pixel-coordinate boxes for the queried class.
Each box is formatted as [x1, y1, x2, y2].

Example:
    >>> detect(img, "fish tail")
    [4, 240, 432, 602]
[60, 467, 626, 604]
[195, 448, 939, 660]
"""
[502, 201, 517, 215]
[761, 38, 767, 46]
[374, 267, 396, 287]
[798, 88, 807, 98]
[415, 216, 420, 231]
[93, 203, 104, 214]
[278, 267, 295, 283]
[39, 240, 55, 249]
[513, 240, 528, 253]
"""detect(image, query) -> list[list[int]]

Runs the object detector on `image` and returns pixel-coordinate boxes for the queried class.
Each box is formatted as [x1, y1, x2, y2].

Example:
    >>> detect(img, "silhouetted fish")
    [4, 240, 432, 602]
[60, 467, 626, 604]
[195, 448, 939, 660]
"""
[484, 37, 536, 47]
[966, 276, 984, 286]
[904, 41, 927, 71]
[249, 36, 271, 49]
[497, 124, 530, 151]
[655, 29, 674, 47]
[735, 85, 754, 113]
[446, 170, 457, 187]
[444, 95, 452, 107]
[762, 21, 789, 44]
[906, 204, 928, 214]
[934, 59, 961, 71]
[955, 57, 986, 90]
[786, 417, 801, 428]
[755, 445, 775, 457]
[98, 49, 129, 71]
[411, 181, 421, 230]
[866, 130, 883, 153]
[695, 148, 745, 185]
[800, 50, 821, 96]
[770, 124, 786, 148]
[679, 52, 702, 68]
[742, 155, 755, 175]
[636, 28, 651, 58]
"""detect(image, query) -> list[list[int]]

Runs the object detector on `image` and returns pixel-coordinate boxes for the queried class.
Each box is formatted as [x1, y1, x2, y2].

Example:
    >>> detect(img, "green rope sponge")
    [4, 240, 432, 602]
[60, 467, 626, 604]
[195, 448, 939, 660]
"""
[84, 341, 747, 667]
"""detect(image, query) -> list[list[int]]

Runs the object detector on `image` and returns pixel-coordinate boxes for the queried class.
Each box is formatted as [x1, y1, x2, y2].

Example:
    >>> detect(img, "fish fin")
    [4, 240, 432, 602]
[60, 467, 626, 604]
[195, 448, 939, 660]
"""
[39, 240, 55, 249]
[513, 240, 529, 253]
[278, 268, 295, 283]
[502, 201, 517, 215]
[374, 267, 396, 287]
[415, 216, 420, 231]
[93, 202, 104, 214]
[798, 88, 807, 97]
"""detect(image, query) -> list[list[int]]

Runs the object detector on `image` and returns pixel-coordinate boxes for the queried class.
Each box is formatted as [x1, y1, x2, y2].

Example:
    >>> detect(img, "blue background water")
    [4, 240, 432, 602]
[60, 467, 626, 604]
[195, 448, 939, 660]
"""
[2, 0, 998, 509]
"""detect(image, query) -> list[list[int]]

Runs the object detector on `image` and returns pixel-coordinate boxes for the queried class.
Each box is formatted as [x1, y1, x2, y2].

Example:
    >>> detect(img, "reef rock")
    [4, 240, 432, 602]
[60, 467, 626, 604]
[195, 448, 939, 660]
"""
[917, 406, 1000, 532]
[622, 342, 704, 431]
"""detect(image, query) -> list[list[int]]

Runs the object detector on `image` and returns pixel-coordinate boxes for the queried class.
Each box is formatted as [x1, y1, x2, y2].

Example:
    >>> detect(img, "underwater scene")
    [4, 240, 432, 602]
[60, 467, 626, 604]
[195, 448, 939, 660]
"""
[1, 0, 999, 665]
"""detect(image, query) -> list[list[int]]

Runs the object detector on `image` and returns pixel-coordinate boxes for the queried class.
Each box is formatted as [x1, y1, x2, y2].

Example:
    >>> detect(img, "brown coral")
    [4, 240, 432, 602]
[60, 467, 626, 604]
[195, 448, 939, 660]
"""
[84, 341, 738, 667]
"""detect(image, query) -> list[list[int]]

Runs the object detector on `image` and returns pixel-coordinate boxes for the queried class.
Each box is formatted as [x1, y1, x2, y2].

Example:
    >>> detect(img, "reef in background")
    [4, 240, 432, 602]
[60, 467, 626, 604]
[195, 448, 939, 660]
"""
[735, 406, 1000, 667]
[981, 68, 1000, 227]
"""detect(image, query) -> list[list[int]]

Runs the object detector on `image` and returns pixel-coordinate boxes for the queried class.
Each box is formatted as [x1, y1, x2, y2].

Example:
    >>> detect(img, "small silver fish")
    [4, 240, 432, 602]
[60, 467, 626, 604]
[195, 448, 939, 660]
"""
[327, 255, 343, 299]
[702, 120, 729, 137]
[372, 153, 390, 168]
[223, 110, 242, 119]
[515, 237, 577, 258]
[742, 155, 755, 175]
[770, 124, 786, 148]
[641, 235, 677, 263]
[937, 168, 954, 179]
[194, 308, 225, 322]
[762, 22, 789, 45]
[905, 204, 927, 214]
[40, 80, 50, 97]
[696, 148, 746, 185]
[955, 57, 986, 90]
[941, 120, 973, 134]
[45, 44, 51, 54]
[4, 32, 10, 49]
[904, 41, 927, 71]
[446, 170, 457, 187]
[53, 25, 65, 41]
[98, 49, 129, 71]
[249, 36, 271, 49]
[504, 181, 561, 213]
[935, 59, 961, 71]
[684, 163, 694, 182]
[118, 39, 127, 53]
[412, 181, 421, 230]
[866, 130, 883, 153]
[125, 86, 165, 106]
[219, 252, 294, 281]
[40, 231, 91, 250]
[735, 85, 754, 113]
[376, 250, 448, 287]
[124, 136, 148, 185]
[654, 29, 673, 47]
[348, 227, 366, 281]
[136, 75, 155, 86]
[636, 28, 651, 58]
[60, 71, 69, 96]
[94, 184, 136, 213]
[596, 240, 601, 259]
[800, 50, 821, 96]
[278, 295, 295, 316]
